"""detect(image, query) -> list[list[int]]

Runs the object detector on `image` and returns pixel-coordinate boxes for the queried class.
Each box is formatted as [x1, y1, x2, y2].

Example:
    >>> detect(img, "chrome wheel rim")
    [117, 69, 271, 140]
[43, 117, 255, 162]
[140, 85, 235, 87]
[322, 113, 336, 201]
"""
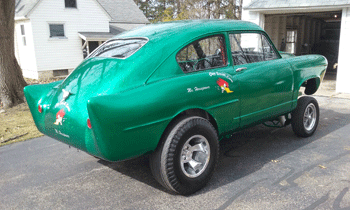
[180, 135, 210, 178]
[303, 103, 317, 131]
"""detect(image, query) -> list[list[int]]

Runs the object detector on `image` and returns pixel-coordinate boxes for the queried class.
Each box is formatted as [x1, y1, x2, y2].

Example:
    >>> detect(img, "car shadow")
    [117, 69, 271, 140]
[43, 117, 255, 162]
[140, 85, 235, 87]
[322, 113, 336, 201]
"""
[97, 106, 350, 196]
[97, 154, 171, 193]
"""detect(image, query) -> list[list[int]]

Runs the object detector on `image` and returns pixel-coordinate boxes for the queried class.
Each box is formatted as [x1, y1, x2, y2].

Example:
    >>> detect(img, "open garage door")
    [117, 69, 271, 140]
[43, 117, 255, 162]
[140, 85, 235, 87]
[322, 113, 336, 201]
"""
[264, 11, 342, 75]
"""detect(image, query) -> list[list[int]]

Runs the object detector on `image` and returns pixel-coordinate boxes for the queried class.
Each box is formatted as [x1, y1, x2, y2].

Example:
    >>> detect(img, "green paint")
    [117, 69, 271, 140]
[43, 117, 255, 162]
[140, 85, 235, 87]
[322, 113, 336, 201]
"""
[24, 20, 327, 162]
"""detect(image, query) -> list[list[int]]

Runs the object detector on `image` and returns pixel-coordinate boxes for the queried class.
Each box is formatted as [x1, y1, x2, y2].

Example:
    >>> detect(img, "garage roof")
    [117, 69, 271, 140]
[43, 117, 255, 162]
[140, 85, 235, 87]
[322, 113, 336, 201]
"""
[246, 0, 350, 9]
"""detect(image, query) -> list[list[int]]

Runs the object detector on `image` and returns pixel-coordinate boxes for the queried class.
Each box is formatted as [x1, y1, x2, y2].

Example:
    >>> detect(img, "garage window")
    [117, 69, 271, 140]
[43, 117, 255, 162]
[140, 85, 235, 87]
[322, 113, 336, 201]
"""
[176, 35, 227, 73]
[229, 33, 279, 64]
[286, 30, 297, 54]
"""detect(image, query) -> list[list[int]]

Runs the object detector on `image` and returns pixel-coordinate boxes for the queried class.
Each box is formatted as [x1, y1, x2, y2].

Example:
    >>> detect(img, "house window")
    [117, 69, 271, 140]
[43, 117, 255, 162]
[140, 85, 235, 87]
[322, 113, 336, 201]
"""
[20, 25, 26, 46]
[49, 24, 65, 38]
[65, 0, 77, 8]
[286, 30, 297, 54]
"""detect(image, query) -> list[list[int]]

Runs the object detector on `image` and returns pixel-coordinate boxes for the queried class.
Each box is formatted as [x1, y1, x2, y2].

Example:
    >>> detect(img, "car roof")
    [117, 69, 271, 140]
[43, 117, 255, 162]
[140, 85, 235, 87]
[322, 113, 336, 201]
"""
[115, 19, 263, 41]
[104, 20, 264, 84]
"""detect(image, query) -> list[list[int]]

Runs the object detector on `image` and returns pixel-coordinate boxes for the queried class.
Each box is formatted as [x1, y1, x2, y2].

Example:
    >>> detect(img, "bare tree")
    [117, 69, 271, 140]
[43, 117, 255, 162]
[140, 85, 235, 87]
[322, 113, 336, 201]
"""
[173, 0, 242, 20]
[0, 0, 27, 108]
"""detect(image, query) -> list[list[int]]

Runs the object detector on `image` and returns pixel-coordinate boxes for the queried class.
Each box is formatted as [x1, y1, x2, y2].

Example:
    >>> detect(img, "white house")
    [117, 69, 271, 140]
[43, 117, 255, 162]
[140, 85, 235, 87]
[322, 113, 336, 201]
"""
[242, 0, 350, 94]
[14, 0, 149, 79]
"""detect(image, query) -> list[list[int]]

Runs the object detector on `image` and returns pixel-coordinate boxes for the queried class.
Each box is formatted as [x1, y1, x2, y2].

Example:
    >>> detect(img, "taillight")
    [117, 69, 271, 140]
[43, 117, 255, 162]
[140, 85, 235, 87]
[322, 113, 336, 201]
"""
[38, 105, 42, 113]
[87, 119, 92, 129]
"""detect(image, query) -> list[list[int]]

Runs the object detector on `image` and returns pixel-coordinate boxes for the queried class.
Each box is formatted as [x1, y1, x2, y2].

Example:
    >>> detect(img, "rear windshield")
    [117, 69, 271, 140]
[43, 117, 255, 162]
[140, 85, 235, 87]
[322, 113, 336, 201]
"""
[88, 38, 148, 59]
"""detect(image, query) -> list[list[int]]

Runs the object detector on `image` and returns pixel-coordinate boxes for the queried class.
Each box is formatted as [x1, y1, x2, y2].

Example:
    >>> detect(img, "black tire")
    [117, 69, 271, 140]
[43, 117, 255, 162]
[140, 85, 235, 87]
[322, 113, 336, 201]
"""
[150, 116, 219, 195]
[291, 96, 319, 137]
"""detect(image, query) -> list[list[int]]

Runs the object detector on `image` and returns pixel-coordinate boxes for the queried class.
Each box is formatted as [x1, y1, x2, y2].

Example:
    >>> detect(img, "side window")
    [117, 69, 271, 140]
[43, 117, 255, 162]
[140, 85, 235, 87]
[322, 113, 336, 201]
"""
[261, 35, 279, 60]
[229, 33, 279, 65]
[229, 34, 248, 65]
[176, 35, 227, 73]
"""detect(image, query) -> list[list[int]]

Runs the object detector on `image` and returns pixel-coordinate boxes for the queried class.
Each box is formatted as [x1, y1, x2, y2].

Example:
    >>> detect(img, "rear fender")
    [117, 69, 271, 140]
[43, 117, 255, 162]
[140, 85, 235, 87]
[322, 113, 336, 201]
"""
[87, 94, 220, 161]
[24, 80, 63, 132]
[86, 75, 228, 161]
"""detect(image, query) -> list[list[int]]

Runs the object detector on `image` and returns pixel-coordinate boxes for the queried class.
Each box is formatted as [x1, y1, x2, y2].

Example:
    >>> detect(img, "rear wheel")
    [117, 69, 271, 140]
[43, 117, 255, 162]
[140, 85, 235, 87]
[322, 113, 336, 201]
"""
[150, 116, 219, 195]
[291, 96, 319, 137]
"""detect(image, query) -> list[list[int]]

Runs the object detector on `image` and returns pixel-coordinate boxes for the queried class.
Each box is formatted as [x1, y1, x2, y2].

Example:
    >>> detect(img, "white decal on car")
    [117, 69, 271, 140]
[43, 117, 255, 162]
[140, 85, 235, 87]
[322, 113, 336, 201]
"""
[209, 72, 233, 83]
[187, 86, 210, 93]
[54, 129, 70, 138]
[194, 86, 210, 91]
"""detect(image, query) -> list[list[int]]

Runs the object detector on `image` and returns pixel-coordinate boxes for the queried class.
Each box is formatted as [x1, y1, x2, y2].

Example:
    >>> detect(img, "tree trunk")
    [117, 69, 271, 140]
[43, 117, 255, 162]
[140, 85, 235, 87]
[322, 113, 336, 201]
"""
[0, 0, 27, 108]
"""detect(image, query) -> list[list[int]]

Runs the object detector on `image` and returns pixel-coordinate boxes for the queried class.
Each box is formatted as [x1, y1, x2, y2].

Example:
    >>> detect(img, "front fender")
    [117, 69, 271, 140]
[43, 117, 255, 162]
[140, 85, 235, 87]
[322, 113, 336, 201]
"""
[286, 54, 327, 108]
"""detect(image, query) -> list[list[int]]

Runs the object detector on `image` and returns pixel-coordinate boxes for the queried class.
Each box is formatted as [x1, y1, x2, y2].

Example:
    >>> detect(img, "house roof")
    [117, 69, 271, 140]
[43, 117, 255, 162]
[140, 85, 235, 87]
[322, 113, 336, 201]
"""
[96, 0, 149, 24]
[246, 0, 350, 10]
[15, 0, 149, 24]
[15, 0, 40, 19]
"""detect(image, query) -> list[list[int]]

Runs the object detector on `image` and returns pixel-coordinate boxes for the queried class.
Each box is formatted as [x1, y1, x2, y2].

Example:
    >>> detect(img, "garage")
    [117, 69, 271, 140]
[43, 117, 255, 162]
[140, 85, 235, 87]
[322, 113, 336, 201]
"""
[242, 0, 350, 93]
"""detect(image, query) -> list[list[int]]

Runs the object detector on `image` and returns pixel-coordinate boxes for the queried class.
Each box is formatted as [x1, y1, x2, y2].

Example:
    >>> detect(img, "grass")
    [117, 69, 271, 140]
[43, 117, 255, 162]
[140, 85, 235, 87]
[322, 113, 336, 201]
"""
[0, 103, 43, 146]
[0, 77, 62, 147]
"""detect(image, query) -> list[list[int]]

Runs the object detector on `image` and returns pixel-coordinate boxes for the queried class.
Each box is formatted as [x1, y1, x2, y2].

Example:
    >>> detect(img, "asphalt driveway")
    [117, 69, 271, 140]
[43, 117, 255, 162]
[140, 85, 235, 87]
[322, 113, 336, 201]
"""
[1, 96, 350, 209]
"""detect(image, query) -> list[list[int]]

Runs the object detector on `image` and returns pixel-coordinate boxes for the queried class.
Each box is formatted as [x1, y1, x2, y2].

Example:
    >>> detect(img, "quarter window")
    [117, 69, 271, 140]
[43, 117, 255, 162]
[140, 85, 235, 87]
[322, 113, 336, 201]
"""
[88, 38, 148, 59]
[49, 24, 65, 38]
[176, 35, 227, 73]
[229, 33, 279, 65]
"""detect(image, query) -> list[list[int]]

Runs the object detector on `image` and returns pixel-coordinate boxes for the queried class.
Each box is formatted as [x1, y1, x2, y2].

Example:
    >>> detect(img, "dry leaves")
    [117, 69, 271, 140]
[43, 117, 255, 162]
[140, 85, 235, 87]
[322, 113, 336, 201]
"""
[318, 165, 327, 169]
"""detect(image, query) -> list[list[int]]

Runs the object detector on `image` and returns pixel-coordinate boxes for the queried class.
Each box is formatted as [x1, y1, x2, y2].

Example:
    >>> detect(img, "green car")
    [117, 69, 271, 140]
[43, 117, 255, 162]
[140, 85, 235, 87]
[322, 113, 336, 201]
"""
[24, 20, 327, 195]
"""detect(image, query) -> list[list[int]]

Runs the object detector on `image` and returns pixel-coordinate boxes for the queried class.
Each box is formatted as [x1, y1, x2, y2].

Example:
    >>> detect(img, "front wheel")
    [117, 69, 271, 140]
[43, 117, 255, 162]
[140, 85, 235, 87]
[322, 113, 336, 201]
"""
[291, 96, 320, 137]
[150, 116, 219, 195]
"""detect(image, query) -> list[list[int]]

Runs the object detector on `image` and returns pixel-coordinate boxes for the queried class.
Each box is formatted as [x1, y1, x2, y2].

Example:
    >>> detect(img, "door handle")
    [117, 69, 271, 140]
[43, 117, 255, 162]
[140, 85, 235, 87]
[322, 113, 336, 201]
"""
[235, 67, 247, 72]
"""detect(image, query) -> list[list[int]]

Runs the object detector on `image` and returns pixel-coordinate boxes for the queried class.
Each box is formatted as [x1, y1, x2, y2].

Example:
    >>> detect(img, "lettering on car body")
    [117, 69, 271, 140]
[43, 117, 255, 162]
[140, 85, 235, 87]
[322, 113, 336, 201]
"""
[187, 86, 210, 93]
[209, 72, 233, 83]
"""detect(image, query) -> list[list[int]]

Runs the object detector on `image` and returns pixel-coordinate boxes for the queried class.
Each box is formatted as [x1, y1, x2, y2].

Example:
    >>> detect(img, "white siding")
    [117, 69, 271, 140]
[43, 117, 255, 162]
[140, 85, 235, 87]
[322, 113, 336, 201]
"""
[29, 0, 110, 73]
[242, 0, 265, 29]
[14, 20, 39, 79]
[336, 7, 350, 93]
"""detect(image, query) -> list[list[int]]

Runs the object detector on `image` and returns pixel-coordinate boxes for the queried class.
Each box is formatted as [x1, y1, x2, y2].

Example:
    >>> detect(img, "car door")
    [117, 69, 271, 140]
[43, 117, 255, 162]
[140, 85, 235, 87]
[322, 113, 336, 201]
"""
[229, 32, 294, 127]
[174, 34, 240, 133]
